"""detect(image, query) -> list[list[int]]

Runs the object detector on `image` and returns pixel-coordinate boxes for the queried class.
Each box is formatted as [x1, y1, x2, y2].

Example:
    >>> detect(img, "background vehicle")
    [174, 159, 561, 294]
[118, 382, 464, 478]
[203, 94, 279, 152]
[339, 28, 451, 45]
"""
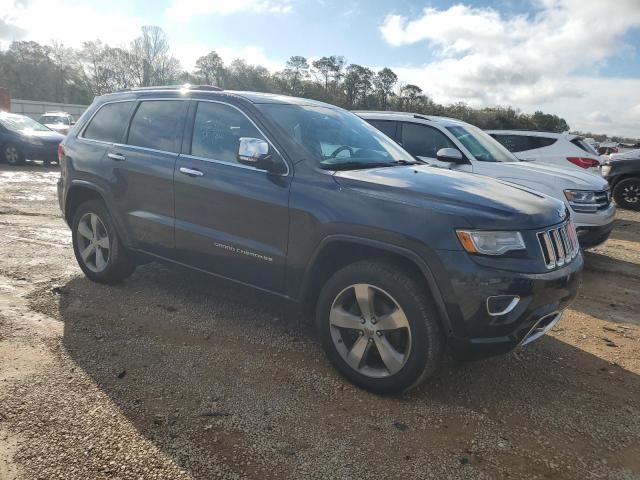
[598, 144, 619, 156]
[609, 148, 640, 162]
[0, 111, 64, 165]
[360, 113, 615, 248]
[58, 86, 582, 394]
[39, 111, 75, 135]
[487, 130, 602, 172]
[601, 158, 640, 210]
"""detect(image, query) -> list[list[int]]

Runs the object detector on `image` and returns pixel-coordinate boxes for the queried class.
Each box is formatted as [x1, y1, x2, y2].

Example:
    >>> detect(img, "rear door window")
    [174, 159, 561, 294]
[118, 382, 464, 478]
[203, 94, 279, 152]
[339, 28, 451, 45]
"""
[82, 102, 135, 143]
[491, 134, 556, 152]
[127, 100, 187, 153]
[366, 120, 398, 141]
[400, 123, 455, 158]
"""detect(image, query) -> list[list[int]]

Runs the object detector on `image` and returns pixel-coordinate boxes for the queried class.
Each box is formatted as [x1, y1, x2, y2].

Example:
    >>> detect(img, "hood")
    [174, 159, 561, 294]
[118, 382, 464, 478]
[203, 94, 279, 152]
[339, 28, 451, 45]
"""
[495, 162, 608, 190]
[44, 123, 70, 132]
[333, 165, 567, 230]
[19, 129, 65, 143]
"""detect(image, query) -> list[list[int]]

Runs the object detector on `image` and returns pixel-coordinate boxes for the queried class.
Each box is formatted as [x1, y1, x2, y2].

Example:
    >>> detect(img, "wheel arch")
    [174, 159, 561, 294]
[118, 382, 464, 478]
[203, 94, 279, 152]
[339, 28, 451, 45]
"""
[299, 235, 453, 335]
[64, 181, 132, 247]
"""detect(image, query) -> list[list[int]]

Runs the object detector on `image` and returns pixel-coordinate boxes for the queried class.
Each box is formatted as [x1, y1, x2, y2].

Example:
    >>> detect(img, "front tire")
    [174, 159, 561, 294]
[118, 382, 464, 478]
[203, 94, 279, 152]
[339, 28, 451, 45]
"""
[3, 144, 25, 165]
[613, 178, 640, 210]
[71, 200, 136, 284]
[316, 260, 444, 394]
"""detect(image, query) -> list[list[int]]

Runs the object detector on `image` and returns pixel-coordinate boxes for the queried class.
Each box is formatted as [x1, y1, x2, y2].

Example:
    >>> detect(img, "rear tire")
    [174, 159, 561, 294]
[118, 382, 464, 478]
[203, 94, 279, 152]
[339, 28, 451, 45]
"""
[613, 178, 640, 210]
[3, 144, 25, 165]
[71, 200, 136, 284]
[316, 259, 444, 394]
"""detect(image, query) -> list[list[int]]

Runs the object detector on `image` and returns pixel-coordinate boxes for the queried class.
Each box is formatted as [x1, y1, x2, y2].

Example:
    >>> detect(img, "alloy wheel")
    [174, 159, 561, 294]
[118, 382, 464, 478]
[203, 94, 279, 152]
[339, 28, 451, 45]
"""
[329, 283, 412, 378]
[4, 145, 19, 164]
[622, 184, 639, 204]
[76, 212, 110, 272]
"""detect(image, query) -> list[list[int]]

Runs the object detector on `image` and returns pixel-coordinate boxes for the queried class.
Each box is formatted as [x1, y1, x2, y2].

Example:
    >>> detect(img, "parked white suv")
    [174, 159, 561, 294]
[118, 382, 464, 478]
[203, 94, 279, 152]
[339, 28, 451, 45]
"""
[359, 112, 616, 248]
[487, 130, 602, 173]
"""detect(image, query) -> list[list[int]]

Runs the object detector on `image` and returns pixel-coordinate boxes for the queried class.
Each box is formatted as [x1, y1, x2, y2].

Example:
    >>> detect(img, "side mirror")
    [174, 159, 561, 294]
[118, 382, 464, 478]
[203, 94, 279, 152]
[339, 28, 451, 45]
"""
[237, 137, 285, 174]
[436, 147, 465, 164]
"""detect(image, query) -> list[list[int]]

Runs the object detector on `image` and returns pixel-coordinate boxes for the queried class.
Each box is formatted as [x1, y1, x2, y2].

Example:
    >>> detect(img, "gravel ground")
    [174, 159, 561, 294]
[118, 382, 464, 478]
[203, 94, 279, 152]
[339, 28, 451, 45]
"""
[0, 163, 639, 480]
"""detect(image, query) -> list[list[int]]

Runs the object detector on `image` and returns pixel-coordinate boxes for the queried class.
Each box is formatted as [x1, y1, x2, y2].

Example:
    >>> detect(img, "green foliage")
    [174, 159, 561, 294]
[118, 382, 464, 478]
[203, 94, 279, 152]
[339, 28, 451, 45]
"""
[0, 25, 573, 134]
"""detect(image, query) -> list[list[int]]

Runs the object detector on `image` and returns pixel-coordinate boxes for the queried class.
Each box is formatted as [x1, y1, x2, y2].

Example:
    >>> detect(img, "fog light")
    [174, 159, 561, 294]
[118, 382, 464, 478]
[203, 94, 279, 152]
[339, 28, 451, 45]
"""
[486, 295, 520, 316]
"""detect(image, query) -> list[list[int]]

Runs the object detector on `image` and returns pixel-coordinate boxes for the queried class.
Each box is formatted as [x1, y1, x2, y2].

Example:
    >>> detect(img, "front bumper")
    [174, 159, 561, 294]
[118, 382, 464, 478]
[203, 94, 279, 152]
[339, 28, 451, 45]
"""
[434, 250, 583, 360]
[573, 203, 616, 248]
[576, 222, 615, 248]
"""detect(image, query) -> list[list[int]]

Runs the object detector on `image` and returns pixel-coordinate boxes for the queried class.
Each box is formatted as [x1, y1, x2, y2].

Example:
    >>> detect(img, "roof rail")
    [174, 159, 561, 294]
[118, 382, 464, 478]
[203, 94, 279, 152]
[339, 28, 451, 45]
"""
[118, 84, 223, 93]
[353, 110, 431, 121]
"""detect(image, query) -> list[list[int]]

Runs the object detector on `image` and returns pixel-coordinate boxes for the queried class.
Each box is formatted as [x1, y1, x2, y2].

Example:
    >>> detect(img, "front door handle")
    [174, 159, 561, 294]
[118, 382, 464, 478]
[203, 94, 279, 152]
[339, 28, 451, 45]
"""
[179, 167, 204, 177]
[107, 153, 126, 161]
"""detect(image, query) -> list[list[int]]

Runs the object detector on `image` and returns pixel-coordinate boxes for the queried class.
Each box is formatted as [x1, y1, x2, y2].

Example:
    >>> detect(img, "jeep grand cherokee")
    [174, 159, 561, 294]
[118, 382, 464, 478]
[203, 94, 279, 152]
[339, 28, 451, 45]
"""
[57, 86, 582, 393]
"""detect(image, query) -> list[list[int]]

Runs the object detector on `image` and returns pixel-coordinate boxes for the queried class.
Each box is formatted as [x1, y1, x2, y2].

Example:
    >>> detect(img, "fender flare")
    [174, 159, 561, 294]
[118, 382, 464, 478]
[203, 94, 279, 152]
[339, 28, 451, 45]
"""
[66, 180, 132, 247]
[300, 234, 453, 335]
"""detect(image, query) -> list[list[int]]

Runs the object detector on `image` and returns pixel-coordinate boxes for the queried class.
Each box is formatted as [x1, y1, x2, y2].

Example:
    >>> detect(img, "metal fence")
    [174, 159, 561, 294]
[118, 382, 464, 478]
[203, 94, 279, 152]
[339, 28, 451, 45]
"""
[9, 99, 88, 121]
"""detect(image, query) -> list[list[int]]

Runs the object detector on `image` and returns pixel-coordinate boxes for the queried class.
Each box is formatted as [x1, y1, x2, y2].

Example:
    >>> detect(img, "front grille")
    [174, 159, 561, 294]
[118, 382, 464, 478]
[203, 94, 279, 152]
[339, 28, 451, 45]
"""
[594, 190, 610, 210]
[537, 221, 579, 269]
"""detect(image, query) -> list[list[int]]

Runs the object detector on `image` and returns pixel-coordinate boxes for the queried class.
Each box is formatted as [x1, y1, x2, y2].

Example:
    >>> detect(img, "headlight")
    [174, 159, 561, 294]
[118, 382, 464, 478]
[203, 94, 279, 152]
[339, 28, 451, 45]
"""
[456, 230, 526, 255]
[564, 189, 600, 212]
[600, 165, 612, 176]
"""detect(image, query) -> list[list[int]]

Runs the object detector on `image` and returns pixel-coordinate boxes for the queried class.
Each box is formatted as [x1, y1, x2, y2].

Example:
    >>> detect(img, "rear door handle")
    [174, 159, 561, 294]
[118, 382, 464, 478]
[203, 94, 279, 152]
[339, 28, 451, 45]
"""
[107, 153, 126, 161]
[179, 167, 204, 177]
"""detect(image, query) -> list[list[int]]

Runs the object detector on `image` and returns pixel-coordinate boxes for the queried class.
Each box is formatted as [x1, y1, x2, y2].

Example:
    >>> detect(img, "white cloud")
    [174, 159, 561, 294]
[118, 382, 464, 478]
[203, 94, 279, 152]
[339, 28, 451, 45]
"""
[0, 0, 142, 48]
[380, 0, 640, 137]
[166, 0, 293, 22]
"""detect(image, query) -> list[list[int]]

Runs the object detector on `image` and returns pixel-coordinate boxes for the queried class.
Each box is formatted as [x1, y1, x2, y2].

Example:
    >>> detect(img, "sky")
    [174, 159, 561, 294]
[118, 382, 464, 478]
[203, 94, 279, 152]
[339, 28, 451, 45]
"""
[1, 0, 640, 137]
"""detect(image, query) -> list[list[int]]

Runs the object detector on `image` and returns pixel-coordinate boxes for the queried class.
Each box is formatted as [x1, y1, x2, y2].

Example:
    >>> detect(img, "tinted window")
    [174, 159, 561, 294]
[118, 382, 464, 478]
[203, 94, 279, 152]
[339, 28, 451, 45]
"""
[491, 134, 530, 153]
[571, 138, 598, 155]
[127, 101, 187, 153]
[400, 123, 455, 158]
[491, 134, 557, 153]
[530, 136, 557, 149]
[367, 120, 397, 140]
[191, 102, 267, 165]
[83, 102, 134, 143]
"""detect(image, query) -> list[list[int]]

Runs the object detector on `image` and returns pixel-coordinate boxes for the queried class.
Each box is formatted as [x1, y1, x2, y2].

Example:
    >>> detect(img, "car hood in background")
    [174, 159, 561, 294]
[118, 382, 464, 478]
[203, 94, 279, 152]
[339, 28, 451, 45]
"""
[495, 162, 609, 190]
[333, 165, 566, 230]
[19, 129, 65, 143]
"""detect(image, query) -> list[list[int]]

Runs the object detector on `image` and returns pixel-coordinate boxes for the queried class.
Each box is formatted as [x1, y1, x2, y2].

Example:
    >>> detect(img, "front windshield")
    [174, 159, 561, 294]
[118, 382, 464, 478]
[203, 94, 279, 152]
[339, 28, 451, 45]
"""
[259, 104, 416, 169]
[0, 114, 50, 132]
[447, 124, 518, 163]
[41, 115, 71, 125]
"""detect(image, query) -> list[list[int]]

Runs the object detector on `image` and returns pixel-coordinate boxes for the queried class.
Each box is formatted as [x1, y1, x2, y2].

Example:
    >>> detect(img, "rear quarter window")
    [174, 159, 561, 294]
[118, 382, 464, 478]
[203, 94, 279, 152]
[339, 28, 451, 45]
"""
[82, 102, 135, 143]
[571, 138, 598, 155]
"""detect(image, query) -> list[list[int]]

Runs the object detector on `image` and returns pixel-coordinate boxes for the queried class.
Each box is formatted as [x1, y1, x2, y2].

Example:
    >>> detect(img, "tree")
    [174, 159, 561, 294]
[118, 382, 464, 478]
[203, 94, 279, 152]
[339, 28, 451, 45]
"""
[399, 84, 423, 110]
[312, 55, 346, 97]
[129, 26, 180, 87]
[373, 67, 397, 110]
[195, 51, 225, 86]
[343, 64, 374, 107]
[281, 56, 309, 95]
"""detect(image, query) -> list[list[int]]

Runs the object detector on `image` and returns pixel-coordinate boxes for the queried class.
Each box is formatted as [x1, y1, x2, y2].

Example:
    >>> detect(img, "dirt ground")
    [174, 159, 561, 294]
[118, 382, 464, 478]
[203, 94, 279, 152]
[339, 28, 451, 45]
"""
[0, 163, 639, 480]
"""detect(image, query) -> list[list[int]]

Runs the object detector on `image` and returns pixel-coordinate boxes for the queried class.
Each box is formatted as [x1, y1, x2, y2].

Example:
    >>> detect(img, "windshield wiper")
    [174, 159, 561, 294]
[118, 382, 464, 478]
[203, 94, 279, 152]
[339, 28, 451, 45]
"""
[392, 159, 423, 165]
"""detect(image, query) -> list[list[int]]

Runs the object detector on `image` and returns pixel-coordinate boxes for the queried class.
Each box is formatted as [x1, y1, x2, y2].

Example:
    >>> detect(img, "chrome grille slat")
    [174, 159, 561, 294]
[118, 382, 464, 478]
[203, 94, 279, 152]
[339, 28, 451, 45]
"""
[537, 221, 578, 269]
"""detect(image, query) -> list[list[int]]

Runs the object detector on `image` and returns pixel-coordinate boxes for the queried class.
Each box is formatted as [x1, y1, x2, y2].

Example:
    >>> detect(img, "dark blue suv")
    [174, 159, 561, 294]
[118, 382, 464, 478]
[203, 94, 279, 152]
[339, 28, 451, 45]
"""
[57, 86, 582, 393]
